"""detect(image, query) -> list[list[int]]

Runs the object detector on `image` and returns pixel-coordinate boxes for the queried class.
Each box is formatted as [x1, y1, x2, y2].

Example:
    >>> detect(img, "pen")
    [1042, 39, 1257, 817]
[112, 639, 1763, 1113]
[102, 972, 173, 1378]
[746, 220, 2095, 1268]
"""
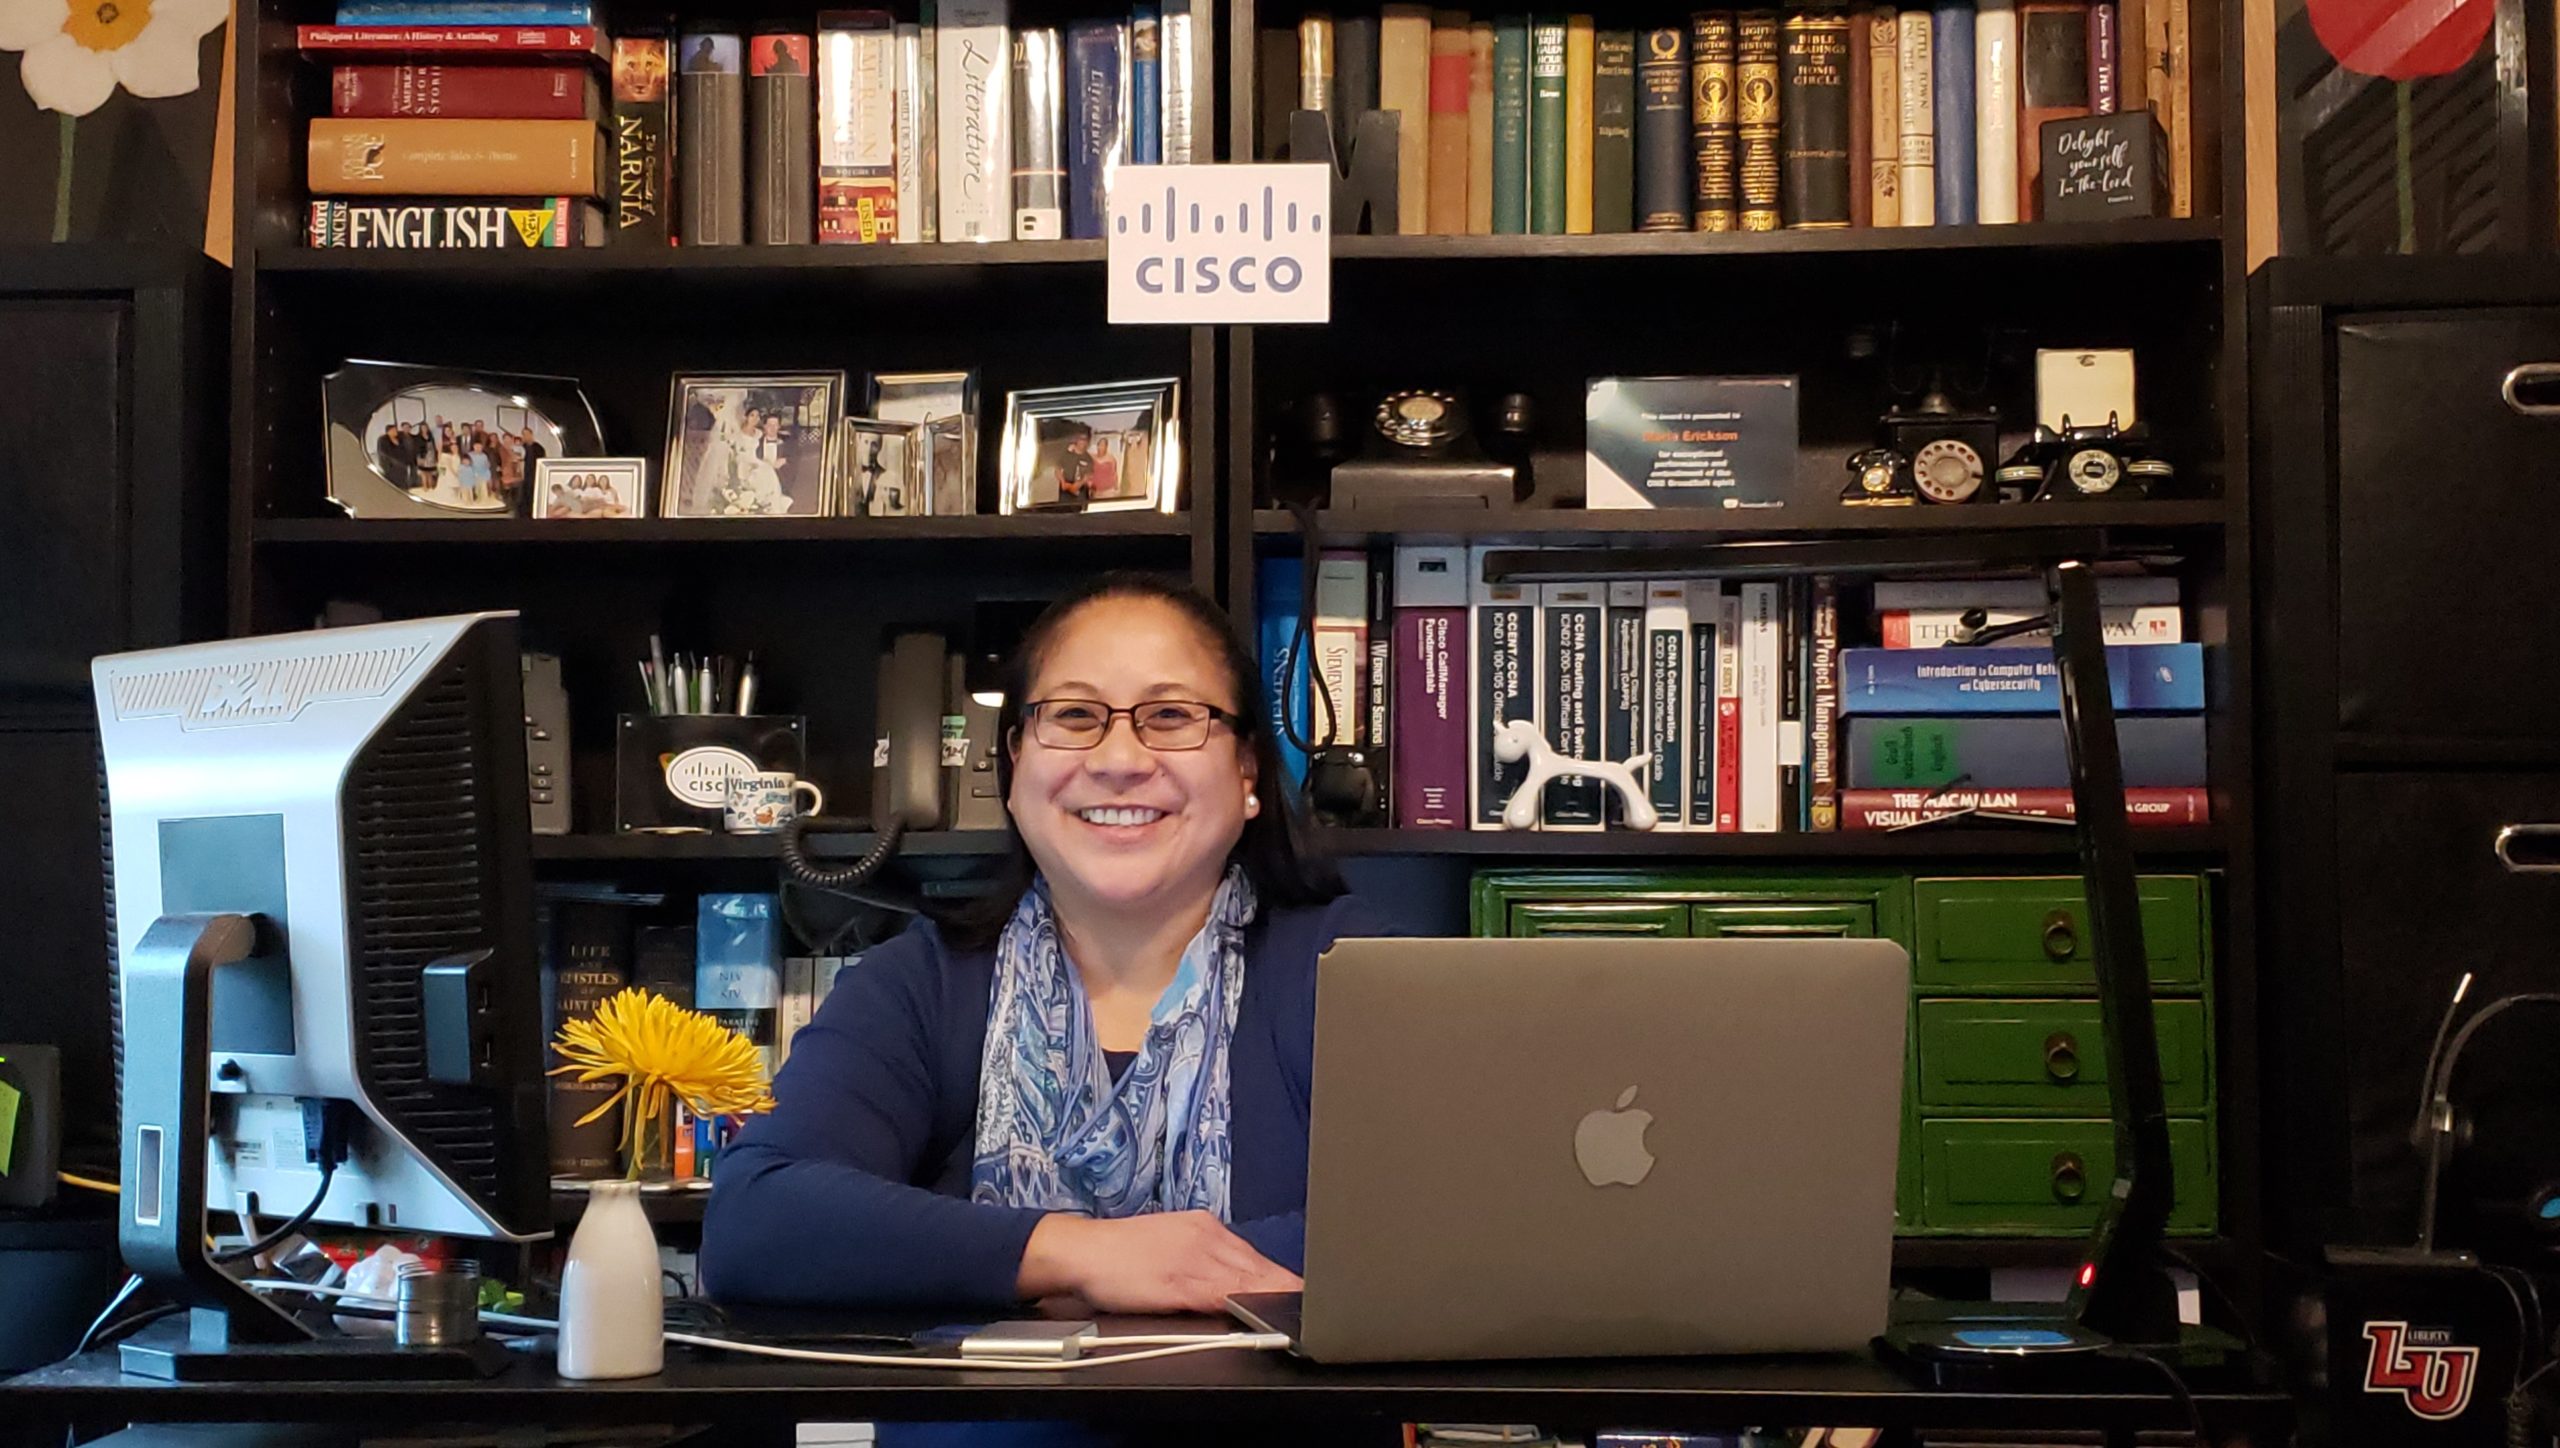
[649, 635, 668, 712]
[737, 654, 758, 716]
[638, 660, 658, 715]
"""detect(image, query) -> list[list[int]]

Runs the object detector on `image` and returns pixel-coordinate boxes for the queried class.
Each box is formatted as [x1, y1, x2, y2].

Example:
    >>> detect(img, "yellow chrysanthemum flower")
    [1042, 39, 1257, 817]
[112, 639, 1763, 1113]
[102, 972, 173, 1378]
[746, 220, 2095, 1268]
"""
[550, 988, 776, 1176]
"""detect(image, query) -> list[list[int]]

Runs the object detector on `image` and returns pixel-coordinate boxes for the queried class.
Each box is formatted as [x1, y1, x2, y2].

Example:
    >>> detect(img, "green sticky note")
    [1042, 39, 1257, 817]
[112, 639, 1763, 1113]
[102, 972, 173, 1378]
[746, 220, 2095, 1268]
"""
[0, 1078, 20, 1176]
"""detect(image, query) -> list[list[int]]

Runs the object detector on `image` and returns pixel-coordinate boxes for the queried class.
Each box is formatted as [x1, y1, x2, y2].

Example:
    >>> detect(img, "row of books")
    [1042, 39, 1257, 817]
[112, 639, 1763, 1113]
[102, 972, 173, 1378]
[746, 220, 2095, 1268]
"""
[543, 887, 859, 1181]
[298, 0, 1198, 249]
[1260, 0, 2193, 235]
[1260, 554, 2209, 833]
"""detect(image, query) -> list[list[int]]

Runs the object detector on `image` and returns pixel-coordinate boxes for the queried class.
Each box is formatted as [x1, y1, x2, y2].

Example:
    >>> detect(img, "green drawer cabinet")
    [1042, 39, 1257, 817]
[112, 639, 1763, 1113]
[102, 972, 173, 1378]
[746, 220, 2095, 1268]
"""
[1914, 876, 2206, 993]
[1918, 1118, 2217, 1235]
[1471, 868, 2218, 1238]
[1913, 999, 2211, 1112]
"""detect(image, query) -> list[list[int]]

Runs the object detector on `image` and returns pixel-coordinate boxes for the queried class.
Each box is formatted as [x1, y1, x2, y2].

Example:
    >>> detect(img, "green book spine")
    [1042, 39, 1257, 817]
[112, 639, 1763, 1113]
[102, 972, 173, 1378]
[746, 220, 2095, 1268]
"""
[1529, 16, 1569, 233]
[1592, 28, 1636, 231]
[1492, 16, 1530, 231]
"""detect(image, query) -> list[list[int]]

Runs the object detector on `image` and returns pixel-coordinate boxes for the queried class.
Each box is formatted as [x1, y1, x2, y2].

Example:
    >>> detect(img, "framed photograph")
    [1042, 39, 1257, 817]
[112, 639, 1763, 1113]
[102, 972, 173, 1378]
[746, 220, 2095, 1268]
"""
[663, 372, 845, 518]
[999, 379, 1182, 515]
[836, 418, 924, 517]
[866, 369, 978, 516]
[323, 361, 603, 520]
[535, 457, 649, 519]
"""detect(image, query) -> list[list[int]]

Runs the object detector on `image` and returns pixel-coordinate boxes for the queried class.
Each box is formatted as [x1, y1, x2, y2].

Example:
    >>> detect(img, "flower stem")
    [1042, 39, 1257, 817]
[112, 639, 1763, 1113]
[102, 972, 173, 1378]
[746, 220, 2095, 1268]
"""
[53, 113, 75, 244]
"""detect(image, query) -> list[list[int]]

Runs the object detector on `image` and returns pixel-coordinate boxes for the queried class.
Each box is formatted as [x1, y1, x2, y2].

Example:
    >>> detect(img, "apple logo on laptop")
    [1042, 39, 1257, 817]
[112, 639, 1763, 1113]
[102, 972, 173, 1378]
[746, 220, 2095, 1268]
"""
[1574, 1086, 1656, 1187]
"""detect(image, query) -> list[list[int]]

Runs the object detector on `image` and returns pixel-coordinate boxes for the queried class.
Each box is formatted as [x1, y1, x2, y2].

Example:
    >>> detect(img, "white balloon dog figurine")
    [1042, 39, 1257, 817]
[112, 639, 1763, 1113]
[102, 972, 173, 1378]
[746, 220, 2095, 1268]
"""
[1492, 718, 1660, 831]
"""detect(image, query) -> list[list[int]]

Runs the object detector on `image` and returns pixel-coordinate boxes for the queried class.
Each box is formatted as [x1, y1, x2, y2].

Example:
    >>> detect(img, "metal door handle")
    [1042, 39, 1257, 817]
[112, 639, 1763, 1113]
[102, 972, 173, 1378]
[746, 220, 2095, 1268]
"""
[2043, 1031, 2082, 1082]
[2495, 824, 2560, 872]
[2041, 909, 2079, 961]
[2050, 1152, 2087, 1203]
[2501, 364, 2560, 415]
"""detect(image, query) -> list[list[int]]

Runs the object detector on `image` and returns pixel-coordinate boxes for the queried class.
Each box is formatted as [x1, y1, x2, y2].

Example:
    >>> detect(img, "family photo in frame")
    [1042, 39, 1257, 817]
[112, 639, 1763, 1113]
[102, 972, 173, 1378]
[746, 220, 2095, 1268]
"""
[1000, 379, 1181, 515]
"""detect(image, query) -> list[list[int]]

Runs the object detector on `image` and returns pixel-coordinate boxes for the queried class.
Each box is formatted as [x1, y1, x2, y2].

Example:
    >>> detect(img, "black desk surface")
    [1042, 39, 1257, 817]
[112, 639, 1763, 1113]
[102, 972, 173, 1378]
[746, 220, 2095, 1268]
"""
[3, 1319, 2293, 1438]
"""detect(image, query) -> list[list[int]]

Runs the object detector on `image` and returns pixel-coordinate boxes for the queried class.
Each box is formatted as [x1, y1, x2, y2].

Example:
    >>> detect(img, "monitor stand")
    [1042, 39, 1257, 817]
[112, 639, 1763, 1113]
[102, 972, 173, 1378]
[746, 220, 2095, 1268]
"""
[116, 913, 511, 1382]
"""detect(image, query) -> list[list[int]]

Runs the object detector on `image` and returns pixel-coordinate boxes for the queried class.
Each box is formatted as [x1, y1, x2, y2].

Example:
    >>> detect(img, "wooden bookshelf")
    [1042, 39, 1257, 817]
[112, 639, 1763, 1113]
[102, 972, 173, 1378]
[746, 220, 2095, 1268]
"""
[1315, 827, 2226, 859]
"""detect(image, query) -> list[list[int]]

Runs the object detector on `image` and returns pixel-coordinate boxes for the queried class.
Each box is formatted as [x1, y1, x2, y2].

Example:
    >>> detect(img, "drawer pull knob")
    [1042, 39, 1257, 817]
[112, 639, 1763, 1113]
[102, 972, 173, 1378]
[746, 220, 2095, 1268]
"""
[2495, 824, 2560, 873]
[2050, 1152, 2087, 1203]
[2502, 363, 2560, 416]
[2043, 1031, 2082, 1082]
[2041, 910, 2079, 961]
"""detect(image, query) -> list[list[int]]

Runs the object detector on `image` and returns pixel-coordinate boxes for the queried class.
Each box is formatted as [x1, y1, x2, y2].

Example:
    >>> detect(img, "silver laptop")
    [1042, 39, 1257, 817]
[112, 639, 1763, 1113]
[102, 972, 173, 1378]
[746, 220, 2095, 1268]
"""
[1230, 935, 1910, 1363]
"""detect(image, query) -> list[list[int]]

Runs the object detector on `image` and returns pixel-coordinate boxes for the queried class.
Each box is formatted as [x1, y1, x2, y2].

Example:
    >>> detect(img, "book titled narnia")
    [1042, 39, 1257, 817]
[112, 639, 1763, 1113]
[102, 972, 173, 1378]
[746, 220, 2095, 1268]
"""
[609, 36, 673, 245]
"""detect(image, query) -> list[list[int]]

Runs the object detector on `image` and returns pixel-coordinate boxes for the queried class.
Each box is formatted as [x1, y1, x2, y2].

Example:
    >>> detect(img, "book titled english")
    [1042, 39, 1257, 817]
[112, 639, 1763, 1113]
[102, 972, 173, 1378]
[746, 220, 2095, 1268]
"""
[307, 196, 604, 246]
[1838, 641, 2201, 714]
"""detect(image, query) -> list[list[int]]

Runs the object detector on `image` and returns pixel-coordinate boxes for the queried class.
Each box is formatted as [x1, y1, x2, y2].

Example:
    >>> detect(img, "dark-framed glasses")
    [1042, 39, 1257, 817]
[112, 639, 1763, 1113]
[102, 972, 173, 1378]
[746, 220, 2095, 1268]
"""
[1022, 698, 1242, 752]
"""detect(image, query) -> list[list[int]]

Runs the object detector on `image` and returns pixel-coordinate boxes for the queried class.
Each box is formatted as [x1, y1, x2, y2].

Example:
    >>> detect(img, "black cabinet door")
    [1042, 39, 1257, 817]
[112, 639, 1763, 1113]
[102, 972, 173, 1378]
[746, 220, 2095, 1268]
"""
[0, 298, 129, 700]
[2334, 310, 2560, 745]
[0, 727, 112, 1157]
[2333, 769, 2560, 1244]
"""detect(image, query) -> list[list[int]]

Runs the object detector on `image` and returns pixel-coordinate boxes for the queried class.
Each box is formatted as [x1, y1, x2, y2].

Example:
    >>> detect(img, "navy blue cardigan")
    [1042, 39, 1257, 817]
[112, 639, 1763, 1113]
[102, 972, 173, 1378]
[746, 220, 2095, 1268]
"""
[701, 894, 1377, 1308]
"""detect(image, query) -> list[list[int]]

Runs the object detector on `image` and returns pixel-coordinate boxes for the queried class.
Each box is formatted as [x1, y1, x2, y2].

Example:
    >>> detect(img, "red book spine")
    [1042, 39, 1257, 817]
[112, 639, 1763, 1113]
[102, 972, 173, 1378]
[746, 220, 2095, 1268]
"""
[1714, 691, 1741, 831]
[297, 25, 607, 62]
[332, 64, 593, 118]
[1840, 787, 2210, 829]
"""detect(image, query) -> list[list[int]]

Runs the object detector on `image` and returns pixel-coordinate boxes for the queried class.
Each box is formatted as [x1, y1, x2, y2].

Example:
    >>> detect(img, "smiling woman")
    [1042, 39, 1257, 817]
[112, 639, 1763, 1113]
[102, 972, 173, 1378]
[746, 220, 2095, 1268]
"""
[701, 577, 1378, 1387]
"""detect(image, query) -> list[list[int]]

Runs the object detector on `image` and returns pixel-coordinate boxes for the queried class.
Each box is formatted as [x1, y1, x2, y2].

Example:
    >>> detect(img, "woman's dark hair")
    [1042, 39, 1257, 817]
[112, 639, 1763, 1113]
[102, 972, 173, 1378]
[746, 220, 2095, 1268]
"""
[937, 573, 1345, 950]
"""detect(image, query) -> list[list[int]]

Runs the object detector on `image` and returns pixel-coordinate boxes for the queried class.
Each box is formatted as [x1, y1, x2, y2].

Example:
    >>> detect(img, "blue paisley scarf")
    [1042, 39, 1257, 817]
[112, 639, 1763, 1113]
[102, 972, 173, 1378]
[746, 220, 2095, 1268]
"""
[969, 869, 1257, 1219]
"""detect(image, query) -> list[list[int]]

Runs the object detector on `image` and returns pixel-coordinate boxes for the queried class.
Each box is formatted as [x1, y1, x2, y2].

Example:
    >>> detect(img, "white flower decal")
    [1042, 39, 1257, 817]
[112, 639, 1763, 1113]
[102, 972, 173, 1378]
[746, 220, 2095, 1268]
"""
[1, 0, 228, 117]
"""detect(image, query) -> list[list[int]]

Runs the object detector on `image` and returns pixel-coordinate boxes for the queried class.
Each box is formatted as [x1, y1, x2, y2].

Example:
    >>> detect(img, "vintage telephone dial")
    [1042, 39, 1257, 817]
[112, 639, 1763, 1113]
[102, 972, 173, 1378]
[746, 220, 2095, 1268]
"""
[1270, 387, 1537, 509]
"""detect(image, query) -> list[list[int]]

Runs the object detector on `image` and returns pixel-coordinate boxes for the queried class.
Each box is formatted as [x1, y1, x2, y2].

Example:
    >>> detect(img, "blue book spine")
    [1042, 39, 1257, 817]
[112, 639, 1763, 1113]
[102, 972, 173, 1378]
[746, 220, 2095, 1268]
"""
[1837, 642, 2204, 715]
[1065, 21, 1128, 239]
[336, 1, 594, 20]
[1931, 0, 1975, 224]
[1844, 714, 2207, 789]
[1259, 556, 1311, 791]
[1131, 2, 1163, 164]
[694, 892, 780, 1008]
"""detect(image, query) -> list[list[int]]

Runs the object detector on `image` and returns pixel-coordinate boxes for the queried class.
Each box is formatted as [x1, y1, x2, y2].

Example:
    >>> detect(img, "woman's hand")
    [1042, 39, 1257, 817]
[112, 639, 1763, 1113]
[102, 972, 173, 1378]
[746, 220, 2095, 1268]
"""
[1017, 1211, 1302, 1315]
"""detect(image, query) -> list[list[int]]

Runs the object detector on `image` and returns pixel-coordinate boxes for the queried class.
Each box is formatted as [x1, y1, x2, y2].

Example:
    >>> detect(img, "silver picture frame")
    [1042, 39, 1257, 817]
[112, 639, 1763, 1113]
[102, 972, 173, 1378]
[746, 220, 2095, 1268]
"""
[998, 378, 1182, 515]
[866, 369, 978, 516]
[662, 371, 846, 518]
[533, 457, 650, 519]
[836, 417, 926, 517]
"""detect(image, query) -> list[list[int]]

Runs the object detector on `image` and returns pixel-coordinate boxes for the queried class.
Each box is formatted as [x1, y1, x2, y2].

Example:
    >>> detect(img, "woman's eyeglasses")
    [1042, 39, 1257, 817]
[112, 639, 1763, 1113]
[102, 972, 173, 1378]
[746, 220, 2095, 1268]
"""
[1021, 698, 1242, 752]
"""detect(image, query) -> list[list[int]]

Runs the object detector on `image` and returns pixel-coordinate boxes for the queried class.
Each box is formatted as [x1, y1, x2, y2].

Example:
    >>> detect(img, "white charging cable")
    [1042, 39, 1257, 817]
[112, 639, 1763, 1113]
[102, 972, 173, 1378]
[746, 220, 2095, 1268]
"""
[243, 1280, 1290, 1372]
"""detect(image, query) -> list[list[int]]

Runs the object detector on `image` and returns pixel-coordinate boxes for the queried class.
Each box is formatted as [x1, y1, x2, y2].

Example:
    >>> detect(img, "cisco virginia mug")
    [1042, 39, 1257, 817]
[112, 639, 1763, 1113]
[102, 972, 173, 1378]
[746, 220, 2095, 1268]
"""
[723, 773, 823, 834]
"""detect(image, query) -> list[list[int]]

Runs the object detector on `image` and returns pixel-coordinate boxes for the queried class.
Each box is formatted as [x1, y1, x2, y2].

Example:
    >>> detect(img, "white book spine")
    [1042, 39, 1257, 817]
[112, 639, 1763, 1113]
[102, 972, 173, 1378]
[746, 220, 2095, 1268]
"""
[1740, 581, 1779, 833]
[1470, 544, 1538, 830]
[1159, 8, 1195, 161]
[894, 23, 932, 242]
[1714, 587, 1740, 832]
[1894, 9, 1935, 226]
[1539, 581, 1606, 831]
[937, 0, 1012, 241]
[1974, 0, 2018, 223]
[1642, 582, 1689, 830]
[1312, 552, 1368, 747]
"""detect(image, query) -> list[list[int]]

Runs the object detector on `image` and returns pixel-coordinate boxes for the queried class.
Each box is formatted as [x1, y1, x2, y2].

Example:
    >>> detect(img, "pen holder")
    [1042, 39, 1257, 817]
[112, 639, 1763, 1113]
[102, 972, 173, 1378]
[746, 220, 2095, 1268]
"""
[615, 714, 807, 834]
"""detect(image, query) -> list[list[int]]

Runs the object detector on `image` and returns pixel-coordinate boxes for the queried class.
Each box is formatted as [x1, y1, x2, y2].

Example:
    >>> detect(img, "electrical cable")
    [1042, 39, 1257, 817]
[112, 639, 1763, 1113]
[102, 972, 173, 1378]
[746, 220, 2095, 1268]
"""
[212, 1157, 337, 1264]
[2096, 1345, 2209, 1446]
[68, 1274, 142, 1358]
[56, 1171, 119, 1195]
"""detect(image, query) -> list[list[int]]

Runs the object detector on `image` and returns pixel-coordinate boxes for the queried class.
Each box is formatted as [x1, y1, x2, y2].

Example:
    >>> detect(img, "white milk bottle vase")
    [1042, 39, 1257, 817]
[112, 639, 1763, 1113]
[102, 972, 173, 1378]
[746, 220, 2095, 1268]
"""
[556, 1179, 664, 1378]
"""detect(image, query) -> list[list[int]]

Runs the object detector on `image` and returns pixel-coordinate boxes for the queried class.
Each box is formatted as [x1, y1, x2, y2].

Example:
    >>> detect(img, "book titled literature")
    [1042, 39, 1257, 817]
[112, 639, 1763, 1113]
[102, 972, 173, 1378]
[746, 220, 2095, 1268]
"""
[308, 196, 604, 246]
[1642, 582, 1690, 827]
[938, 0, 1012, 241]
[306, 117, 604, 195]
[1541, 581, 1605, 829]
[1471, 545, 1538, 829]
[1778, 8, 1852, 228]
[332, 63, 598, 118]
[296, 25, 609, 62]
[1689, 12, 1737, 229]
[1844, 713, 2206, 789]
[1064, 20, 1130, 240]
[1838, 642, 2204, 715]
[1392, 546, 1470, 829]
[1841, 786, 2209, 829]
[1634, 26, 1688, 230]
[1733, 9, 1780, 230]
[610, 36, 673, 245]
[678, 31, 746, 243]
[820, 12, 898, 244]
[751, 33, 816, 245]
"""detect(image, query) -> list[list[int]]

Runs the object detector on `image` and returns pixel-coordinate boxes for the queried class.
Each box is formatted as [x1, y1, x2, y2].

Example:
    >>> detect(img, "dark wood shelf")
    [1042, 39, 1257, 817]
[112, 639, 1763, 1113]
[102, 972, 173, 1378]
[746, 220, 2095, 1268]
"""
[260, 239, 1106, 277]
[1330, 217, 2221, 261]
[1254, 501, 2226, 546]
[1313, 827, 2223, 859]
[551, 1185, 708, 1226]
[254, 514, 1194, 547]
[532, 830, 1010, 862]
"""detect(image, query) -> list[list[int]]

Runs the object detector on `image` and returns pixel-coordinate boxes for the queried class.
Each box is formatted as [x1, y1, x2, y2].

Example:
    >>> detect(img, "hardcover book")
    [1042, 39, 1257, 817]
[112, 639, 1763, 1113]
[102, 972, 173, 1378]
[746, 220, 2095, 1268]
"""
[678, 31, 746, 242]
[1634, 26, 1688, 229]
[1131, 4, 1162, 163]
[1259, 556, 1312, 790]
[1491, 16, 1531, 231]
[1392, 545, 1470, 829]
[1528, 17, 1568, 233]
[308, 196, 604, 246]
[1429, 13, 1473, 233]
[306, 117, 605, 195]
[543, 890, 633, 1178]
[2088, 0, 2117, 112]
[937, 0, 1012, 241]
[697, 892, 782, 1071]
[1837, 642, 2205, 714]
[1591, 28, 1636, 232]
[1011, 27, 1067, 239]
[1563, 14, 1596, 234]
[1848, 8, 1872, 226]
[1845, 713, 2207, 789]
[1642, 582, 1690, 827]
[1604, 580, 1645, 824]
[332, 63, 599, 118]
[1865, 4, 1899, 224]
[895, 21, 936, 240]
[610, 36, 673, 245]
[1975, 0, 2020, 222]
[1840, 786, 2209, 829]
[1468, 20, 1497, 232]
[1930, 0, 1974, 224]
[1733, 9, 1780, 229]
[1313, 551, 1369, 748]
[1778, 8, 1852, 227]
[818, 13, 898, 243]
[1381, 5, 1435, 232]
[1687, 580, 1724, 830]
[751, 33, 817, 245]
[1471, 545, 1538, 829]
[296, 24, 609, 62]
[1688, 11, 1737, 229]
[1714, 585, 1740, 829]
[1541, 581, 1606, 829]
[1739, 580, 1780, 833]
[1160, 7, 1196, 160]
[1893, 6, 1933, 223]
[1064, 20, 1130, 240]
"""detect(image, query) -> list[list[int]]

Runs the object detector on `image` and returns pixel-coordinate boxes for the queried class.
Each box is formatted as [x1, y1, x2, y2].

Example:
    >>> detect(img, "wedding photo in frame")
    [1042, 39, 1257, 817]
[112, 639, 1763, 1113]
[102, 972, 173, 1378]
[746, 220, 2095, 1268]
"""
[998, 379, 1182, 515]
[662, 371, 846, 518]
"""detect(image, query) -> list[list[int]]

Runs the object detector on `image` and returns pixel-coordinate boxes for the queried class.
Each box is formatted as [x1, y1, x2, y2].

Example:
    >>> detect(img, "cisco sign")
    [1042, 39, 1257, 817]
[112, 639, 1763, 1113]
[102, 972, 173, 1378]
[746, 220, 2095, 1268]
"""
[1108, 164, 1331, 326]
